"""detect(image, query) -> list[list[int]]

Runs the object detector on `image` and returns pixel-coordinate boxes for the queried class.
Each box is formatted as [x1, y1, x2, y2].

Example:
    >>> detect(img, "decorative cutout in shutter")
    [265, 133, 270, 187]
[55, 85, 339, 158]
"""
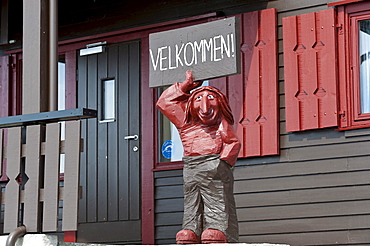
[210, 8, 279, 158]
[283, 8, 338, 132]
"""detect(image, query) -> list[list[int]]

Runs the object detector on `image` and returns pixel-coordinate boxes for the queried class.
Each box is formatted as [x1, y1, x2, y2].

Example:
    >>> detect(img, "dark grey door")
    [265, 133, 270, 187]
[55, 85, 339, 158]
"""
[77, 41, 141, 243]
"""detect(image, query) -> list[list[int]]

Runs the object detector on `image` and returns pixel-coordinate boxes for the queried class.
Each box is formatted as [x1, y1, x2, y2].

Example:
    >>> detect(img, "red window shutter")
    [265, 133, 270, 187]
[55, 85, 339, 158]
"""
[210, 8, 279, 158]
[0, 55, 9, 117]
[241, 8, 278, 157]
[283, 8, 338, 132]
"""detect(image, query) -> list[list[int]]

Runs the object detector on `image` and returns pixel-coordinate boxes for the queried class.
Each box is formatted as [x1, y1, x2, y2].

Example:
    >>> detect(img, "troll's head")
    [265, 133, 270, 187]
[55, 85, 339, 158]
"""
[184, 86, 234, 126]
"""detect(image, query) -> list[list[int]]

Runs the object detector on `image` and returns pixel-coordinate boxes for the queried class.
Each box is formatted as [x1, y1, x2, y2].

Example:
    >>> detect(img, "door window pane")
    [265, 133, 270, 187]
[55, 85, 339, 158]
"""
[102, 79, 115, 120]
[359, 19, 370, 114]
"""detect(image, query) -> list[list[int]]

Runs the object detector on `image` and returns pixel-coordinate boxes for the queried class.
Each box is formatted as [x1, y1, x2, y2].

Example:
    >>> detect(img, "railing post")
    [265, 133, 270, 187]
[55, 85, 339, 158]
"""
[0, 109, 96, 236]
[43, 123, 61, 232]
[23, 125, 42, 232]
[62, 120, 81, 232]
[3, 127, 22, 233]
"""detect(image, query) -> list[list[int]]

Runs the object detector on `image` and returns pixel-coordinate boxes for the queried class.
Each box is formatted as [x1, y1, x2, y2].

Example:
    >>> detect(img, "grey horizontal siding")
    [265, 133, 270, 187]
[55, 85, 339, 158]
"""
[234, 0, 370, 245]
[239, 229, 370, 246]
[154, 170, 183, 244]
[154, 0, 370, 245]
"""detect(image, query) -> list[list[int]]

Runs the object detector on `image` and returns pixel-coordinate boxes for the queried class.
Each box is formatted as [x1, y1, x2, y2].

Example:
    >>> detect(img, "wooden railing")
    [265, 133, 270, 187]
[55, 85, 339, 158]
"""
[0, 108, 96, 234]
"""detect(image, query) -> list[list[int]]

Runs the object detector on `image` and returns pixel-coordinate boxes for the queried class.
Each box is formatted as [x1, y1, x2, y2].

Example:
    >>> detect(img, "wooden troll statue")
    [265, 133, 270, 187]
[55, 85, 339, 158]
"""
[156, 71, 241, 244]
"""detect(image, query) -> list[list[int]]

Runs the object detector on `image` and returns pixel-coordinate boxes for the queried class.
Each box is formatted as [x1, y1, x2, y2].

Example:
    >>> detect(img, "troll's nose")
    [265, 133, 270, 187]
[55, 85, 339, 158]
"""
[200, 97, 211, 114]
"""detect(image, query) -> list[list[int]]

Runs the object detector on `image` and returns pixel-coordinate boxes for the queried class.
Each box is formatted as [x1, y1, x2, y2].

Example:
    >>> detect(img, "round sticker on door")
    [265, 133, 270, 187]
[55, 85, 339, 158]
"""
[161, 140, 173, 159]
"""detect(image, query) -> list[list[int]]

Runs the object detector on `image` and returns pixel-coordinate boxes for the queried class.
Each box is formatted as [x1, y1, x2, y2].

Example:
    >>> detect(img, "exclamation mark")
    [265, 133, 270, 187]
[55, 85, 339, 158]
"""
[231, 33, 235, 57]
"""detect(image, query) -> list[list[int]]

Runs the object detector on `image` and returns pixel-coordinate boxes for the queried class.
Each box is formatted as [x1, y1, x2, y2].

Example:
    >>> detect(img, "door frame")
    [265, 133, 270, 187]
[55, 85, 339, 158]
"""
[5, 12, 219, 244]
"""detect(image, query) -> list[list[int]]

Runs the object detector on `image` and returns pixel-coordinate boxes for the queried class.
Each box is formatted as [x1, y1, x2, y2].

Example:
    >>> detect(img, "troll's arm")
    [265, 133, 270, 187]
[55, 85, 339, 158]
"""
[156, 71, 202, 128]
[219, 119, 241, 167]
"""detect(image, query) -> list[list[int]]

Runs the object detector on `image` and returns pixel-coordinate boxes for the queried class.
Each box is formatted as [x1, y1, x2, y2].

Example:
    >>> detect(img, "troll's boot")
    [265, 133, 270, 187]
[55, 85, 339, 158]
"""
[201, 229, 227, 243]
[176, 229, 200, 244]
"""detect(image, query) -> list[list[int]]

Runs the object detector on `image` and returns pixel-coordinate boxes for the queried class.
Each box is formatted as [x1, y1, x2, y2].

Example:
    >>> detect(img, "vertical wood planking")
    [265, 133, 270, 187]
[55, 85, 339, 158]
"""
[243, 10, 262, 157]
[107, 44, 119, 221]
[118, 43, 130, 221]
[65, 50, 77, 110]
[228, 75, 244, 157]
[87, 55, 98, 223]
[75, 41, 142, 240]
[78, 55, 87, 223]
[4, 127, 21, 233]
[259, 8, 278, 155]
[23, 125, 41, 232]
[228, 14, 244, 157]
[62, 120, 81, 231]
[1, 53, 21, 184]
[300, 12, 319, 130]
[43, 123, 61, 232]
[316, 9, 337, 128]
[210, 9, 278, 158]
[240, 9, 278, 157]
[129, 41, 141, 220]
[209, 77, 227, 95]
[0, 55, 9, 118]
[283, 9, 337, 132]
[97, 50, 108, 222]
[283, 15, 300, 132]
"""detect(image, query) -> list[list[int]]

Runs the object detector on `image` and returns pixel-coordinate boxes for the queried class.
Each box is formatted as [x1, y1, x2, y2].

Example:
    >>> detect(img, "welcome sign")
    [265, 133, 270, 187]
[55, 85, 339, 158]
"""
[149, 17, 240, 87]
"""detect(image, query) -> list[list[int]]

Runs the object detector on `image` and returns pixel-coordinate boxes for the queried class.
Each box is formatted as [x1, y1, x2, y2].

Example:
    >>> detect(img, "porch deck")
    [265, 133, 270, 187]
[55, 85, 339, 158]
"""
[0, 234, 290, 246]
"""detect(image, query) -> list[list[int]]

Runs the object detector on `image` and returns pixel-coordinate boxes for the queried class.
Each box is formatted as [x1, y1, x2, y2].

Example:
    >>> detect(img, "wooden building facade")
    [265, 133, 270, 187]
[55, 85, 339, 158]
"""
[1, 0, 370, 245]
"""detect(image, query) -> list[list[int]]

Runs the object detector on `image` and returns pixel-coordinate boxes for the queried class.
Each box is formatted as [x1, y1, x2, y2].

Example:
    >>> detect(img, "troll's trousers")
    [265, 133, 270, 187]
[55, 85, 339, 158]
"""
[182, 154, 239, 242]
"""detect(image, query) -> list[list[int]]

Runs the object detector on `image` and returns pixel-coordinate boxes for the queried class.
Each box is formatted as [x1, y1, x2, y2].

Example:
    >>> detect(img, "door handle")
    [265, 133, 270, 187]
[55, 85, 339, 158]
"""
[124, 134, 139, 140]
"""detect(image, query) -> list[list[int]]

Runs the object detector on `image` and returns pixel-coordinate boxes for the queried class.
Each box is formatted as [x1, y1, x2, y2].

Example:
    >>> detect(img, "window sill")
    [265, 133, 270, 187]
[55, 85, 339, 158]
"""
[336, 123, 370, 131]
[153, 161, 183, 171]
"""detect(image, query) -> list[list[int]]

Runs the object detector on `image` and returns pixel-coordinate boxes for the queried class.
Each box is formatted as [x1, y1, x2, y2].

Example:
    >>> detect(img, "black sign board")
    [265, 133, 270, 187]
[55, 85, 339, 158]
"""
[149, 17, 240, 88]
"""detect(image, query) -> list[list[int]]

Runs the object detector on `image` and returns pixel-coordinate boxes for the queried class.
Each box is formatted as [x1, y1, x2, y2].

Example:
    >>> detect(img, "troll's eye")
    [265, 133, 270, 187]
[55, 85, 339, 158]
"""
[196, 95, 202, 100]
[207, 95, 214, 99]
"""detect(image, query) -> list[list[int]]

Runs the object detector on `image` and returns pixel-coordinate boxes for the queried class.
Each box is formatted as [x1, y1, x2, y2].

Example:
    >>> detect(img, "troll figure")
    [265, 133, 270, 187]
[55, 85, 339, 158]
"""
[156, 71, 241, 244]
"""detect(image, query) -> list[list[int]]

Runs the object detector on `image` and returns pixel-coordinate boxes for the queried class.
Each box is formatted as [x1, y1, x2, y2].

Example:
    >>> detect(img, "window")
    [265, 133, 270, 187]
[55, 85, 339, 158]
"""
[359, 19, 370, 114]
[283, 2, 370, 131]
[351, 15, 370, 122]
[336, 1, 370, 130]
[157, 106, 184, 163]
[101, 79, 115, 121]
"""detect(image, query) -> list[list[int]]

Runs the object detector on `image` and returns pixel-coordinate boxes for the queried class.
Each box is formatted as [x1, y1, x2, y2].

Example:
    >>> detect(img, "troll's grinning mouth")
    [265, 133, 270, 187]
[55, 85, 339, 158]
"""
[199, 109, 214, 117]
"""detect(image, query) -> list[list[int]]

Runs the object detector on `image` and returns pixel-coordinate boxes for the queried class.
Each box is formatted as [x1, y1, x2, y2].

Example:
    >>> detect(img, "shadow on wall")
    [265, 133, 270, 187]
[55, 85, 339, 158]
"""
[288, 128, 345, 142]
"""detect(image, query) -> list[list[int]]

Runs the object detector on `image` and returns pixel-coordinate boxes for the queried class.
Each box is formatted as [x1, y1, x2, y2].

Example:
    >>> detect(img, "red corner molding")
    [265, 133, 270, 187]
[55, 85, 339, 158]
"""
[328, 0, 366, 7]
